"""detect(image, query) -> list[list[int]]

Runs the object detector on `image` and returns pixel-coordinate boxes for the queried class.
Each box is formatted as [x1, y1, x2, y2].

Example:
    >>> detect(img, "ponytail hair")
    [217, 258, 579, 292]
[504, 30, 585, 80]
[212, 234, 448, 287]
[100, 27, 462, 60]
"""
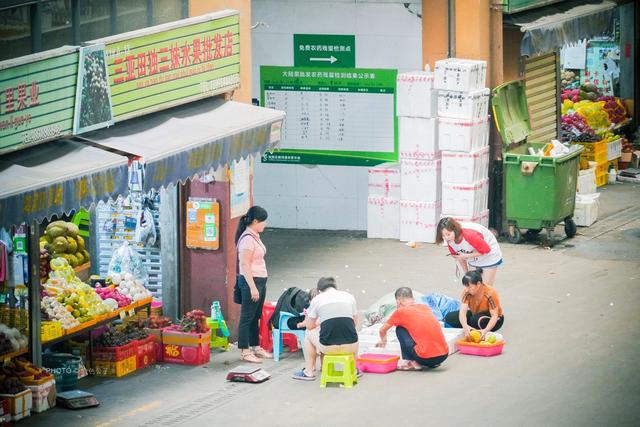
[462, 268, 484, 287]
[235, 205, 268, 243]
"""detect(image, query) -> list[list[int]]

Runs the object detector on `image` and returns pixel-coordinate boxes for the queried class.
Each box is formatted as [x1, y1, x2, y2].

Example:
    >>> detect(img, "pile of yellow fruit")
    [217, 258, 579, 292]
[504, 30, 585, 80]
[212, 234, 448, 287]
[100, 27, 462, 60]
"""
[467, 329, 503, 345]
[40, 221, 90, 268]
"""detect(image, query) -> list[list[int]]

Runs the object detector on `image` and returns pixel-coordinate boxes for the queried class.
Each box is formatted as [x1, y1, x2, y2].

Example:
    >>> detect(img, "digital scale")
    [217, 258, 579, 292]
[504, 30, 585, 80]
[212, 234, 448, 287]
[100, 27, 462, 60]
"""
[226, 365, 271, 383]
[57, 390, 100, 409]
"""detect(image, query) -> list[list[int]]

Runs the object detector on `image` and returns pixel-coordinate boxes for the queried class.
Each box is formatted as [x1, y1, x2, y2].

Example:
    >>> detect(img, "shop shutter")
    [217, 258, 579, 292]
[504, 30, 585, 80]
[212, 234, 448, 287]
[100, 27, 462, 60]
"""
[524, 52, 559, 144]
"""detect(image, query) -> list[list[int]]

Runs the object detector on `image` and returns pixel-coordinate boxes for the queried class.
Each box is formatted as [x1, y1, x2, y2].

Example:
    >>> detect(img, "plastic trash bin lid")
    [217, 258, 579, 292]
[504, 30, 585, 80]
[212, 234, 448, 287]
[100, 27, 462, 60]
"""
[491, 80, 531, 146]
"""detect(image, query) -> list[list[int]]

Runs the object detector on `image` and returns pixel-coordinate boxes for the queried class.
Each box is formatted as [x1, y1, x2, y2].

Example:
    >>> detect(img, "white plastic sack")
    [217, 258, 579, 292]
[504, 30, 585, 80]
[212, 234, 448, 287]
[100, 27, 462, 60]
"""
[134, 208, 156, 246]
[107, 241, 149, 284]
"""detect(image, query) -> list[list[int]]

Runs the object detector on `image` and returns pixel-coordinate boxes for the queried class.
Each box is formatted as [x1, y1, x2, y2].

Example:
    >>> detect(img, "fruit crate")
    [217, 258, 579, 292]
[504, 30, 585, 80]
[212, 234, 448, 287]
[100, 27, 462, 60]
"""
[41, 321, 63, 343]
[162, 342, 210, 366]
[94, 356, 137, 377]
[0, 389, 32, 421]
[595, 161, 609, 176]
[161, 329, 211, 347]
[92, 341, 138, 362]
[456, 339, 505, 357]
[135, 336, 157, 369]
[575, 140, 606, 155]
[596, 172, 608, 187]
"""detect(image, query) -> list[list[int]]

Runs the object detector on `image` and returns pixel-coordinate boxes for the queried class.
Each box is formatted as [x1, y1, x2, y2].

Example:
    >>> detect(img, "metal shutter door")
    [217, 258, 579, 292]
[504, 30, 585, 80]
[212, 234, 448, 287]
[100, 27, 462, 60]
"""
[524, 52, 559, 144]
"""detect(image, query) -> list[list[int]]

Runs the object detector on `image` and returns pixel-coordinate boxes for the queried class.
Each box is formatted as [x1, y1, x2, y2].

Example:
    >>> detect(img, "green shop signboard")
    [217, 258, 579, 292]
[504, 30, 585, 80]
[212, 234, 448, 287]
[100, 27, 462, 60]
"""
[260, 66, 397, 166]
[293, 34, 355, 68]
[90, 10, 241, 122]
[0, 47, 78, 155]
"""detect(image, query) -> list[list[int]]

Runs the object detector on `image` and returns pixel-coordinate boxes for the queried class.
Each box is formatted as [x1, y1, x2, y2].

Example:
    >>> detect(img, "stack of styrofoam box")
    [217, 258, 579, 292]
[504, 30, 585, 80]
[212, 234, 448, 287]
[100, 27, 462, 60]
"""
[574, 162, 599, 227]
[396, 71, 441, 243]
[436, 58, 490, 224]
[367, 162, 401, 239]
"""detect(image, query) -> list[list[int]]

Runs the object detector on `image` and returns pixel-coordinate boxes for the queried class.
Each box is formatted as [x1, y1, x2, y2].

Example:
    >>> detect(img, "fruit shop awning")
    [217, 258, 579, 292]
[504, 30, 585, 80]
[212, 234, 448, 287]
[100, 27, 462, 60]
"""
[504, 0, 616, 57]
[82, 98, 285, 192]
[0, 139, 129, 229]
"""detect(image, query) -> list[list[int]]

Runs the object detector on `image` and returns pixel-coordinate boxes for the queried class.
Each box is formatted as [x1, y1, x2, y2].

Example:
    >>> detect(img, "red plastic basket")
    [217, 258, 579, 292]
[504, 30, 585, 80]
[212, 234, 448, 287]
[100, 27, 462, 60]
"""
[93, 341, 138, 362]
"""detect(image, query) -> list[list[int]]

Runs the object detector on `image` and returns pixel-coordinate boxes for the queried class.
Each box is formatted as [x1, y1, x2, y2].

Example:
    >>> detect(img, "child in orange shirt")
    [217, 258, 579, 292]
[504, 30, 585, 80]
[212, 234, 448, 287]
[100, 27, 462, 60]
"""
[444, 268, 504, 340]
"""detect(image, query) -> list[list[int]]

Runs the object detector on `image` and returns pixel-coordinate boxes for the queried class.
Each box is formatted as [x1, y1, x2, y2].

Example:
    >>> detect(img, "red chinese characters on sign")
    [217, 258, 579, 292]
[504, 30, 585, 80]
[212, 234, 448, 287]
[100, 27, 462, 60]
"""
[1, 81, 40, 115]
[111, 30, 236, 85]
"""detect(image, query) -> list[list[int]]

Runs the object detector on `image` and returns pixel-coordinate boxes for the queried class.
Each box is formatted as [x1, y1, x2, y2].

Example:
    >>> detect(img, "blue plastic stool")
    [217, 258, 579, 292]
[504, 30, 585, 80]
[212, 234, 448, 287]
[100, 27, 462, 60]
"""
[272, 311, 306, 362]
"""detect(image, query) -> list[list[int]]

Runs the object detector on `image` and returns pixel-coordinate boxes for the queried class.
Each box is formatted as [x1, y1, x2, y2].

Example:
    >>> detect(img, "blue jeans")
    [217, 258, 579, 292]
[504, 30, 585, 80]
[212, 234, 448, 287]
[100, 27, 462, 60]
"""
[395, 327, 448, 368]
[237, 276, 267, 349]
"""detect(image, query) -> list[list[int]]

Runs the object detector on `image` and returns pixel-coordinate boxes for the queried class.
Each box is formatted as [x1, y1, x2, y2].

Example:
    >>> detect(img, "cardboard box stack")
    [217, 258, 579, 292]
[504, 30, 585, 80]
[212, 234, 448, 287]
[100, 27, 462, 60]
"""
[435, 59, 490, 227]
[396, 71, 441, 243]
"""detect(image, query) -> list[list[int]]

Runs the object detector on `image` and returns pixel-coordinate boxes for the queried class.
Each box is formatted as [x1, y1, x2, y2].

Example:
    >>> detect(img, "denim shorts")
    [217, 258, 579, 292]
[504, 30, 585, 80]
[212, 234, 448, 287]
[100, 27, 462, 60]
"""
[472, 258, 503, 269]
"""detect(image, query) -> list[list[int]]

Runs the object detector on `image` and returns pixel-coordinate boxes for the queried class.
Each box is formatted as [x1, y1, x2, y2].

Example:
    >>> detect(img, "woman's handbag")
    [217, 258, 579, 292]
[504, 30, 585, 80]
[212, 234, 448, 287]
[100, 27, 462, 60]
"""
[233, 277, 242, 304]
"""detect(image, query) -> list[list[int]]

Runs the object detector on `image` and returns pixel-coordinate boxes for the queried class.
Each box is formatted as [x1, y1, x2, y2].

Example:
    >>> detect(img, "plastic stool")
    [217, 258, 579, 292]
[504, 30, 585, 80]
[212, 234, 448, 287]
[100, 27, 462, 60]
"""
[206, 318, 229, 351]
[320, 354, 358, 388]
[258, 302, 276, 352]
[272, 311, 305, 362]
[71, 209, 91, 238]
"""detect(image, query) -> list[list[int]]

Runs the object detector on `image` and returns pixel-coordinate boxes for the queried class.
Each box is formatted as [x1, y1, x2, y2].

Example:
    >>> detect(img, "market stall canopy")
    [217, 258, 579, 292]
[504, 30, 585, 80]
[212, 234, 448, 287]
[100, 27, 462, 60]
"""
[82, 98, 285, 192]
[0, 139, 129, 229]
[504, 0, 616, 57]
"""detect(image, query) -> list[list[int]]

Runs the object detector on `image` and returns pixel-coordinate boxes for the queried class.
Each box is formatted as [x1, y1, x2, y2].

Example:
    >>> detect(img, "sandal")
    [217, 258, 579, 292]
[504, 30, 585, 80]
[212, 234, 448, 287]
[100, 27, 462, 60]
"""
[397, 362, 422, 371]
[292, 369, 316, 381]
[240, 352, 262, 364]
[253, 347, 273, 359]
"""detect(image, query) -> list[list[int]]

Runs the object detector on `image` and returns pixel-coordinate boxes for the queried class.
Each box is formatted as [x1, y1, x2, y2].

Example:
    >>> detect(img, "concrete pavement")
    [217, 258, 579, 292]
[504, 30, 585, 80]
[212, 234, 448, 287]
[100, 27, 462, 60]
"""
[22, 182, 640, 427]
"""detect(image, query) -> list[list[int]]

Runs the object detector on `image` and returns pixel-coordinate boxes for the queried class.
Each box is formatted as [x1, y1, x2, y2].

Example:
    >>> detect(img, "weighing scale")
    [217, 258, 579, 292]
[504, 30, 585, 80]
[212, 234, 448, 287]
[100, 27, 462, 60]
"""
[57, 390, 100, 409]
[226, 365, 271, 383]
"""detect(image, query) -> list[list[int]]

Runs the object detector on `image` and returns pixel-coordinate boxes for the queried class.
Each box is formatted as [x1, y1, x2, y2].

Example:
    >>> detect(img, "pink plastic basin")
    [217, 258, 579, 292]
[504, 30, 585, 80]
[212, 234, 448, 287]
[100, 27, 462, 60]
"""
[456, 340, 505, 357]
[356, 353, 400, 373]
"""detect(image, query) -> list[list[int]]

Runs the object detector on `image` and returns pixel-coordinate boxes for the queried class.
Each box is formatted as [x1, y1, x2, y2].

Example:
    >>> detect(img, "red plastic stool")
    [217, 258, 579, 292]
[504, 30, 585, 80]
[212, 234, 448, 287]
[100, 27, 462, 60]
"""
[259, 302, 276, 352]
[283, 333, 299, 352]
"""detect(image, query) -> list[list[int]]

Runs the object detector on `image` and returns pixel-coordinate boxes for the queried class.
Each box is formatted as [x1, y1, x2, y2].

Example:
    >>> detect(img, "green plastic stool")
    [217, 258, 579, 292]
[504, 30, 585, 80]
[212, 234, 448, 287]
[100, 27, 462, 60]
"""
[320, 354, 357, 388]
[206, 318, 229, 351]
[71, 209, 91, 238]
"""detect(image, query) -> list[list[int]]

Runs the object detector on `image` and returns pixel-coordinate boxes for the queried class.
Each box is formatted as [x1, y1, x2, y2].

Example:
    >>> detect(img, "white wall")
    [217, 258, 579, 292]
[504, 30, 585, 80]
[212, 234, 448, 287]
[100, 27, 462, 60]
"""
[251, 0, 422, 230]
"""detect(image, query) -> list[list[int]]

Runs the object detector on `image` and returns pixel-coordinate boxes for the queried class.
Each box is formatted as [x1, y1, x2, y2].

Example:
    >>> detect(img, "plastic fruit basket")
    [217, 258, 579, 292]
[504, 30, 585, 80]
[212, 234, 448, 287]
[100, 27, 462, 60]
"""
[456, 340, 505, 357]
[356, 353, 400, 373]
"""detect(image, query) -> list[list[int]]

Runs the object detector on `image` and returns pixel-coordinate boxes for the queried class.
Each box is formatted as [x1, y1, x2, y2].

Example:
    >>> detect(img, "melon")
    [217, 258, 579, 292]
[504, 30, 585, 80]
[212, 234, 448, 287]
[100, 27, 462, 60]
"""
[67, 254, 79, 268]
[46, 226, 66, 239]
[65, 223, 79, 238]
[66, 236, 78, 253]
[52, 236, 69, 253]
[75, 252, 85, 265]
[76, 235, 85, 250]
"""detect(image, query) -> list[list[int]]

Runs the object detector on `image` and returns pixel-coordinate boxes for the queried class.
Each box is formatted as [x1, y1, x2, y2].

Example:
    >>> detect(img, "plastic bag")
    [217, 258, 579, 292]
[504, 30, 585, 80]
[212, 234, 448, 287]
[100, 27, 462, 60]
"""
[420, 293, 461, 325]
[107, 241, 149, 284]
[134, 208, 156, 246]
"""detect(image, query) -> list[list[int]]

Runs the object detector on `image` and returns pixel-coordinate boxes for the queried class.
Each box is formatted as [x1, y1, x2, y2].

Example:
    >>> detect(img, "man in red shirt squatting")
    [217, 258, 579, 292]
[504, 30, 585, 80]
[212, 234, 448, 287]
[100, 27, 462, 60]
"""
[376, 287, 449, 371]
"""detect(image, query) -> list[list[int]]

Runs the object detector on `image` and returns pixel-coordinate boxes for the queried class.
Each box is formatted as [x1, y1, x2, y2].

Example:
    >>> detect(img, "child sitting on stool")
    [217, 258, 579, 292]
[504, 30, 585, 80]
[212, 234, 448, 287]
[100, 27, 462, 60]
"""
[444, 268, 504, 340]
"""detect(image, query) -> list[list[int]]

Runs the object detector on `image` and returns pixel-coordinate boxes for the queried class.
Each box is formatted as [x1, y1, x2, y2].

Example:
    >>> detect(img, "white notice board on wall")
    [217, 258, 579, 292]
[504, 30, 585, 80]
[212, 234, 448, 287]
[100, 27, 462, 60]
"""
[260, 66, 398, 166]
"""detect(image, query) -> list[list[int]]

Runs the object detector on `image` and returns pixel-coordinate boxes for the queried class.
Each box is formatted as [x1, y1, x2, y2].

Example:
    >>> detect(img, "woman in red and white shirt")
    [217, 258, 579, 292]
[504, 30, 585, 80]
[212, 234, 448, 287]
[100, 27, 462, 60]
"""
[435, 217, 503, 286]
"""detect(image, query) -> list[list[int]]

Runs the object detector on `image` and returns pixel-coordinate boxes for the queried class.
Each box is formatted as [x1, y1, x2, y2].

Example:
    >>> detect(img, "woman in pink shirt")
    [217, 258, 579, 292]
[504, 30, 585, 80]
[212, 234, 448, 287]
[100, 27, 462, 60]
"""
[235, 206, 272, 363]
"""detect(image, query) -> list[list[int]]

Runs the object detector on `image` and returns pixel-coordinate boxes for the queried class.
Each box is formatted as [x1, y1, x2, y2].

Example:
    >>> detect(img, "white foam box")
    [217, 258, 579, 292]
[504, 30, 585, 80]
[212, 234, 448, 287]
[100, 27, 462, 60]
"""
[438, 116, 489, 152]
[607, 139, 622, 161]
[368, 162, 401, 199]
[438, 88, 490, 120]
[574, 195, 599, 227]
[399, 117, 439, 160]
[442, 328, 464, 355]
[441, 209, 490, 229]
[576, 166, 597, 195]
[434, 58, 487, 92]
[396, 71, 437, 118]
[400, 158, 441, 202]
[0, 390, 32, 421]
[400, 200, 441, 243]
[441, 178, 489, 217]
[27, 380, 56, 413]
[367, 196, 400, 239]
[441, 146, 490, 185]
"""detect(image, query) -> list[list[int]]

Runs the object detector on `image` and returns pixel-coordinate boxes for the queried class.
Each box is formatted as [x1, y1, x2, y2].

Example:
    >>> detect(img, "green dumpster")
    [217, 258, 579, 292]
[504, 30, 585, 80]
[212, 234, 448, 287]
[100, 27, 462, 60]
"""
[492, 81, 583, 244]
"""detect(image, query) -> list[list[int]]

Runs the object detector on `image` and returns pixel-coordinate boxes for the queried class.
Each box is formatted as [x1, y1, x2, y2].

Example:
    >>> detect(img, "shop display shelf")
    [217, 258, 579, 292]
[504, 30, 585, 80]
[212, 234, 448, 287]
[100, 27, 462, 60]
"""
[42, 302, 151, 347]
[0, 349, 29, 362]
